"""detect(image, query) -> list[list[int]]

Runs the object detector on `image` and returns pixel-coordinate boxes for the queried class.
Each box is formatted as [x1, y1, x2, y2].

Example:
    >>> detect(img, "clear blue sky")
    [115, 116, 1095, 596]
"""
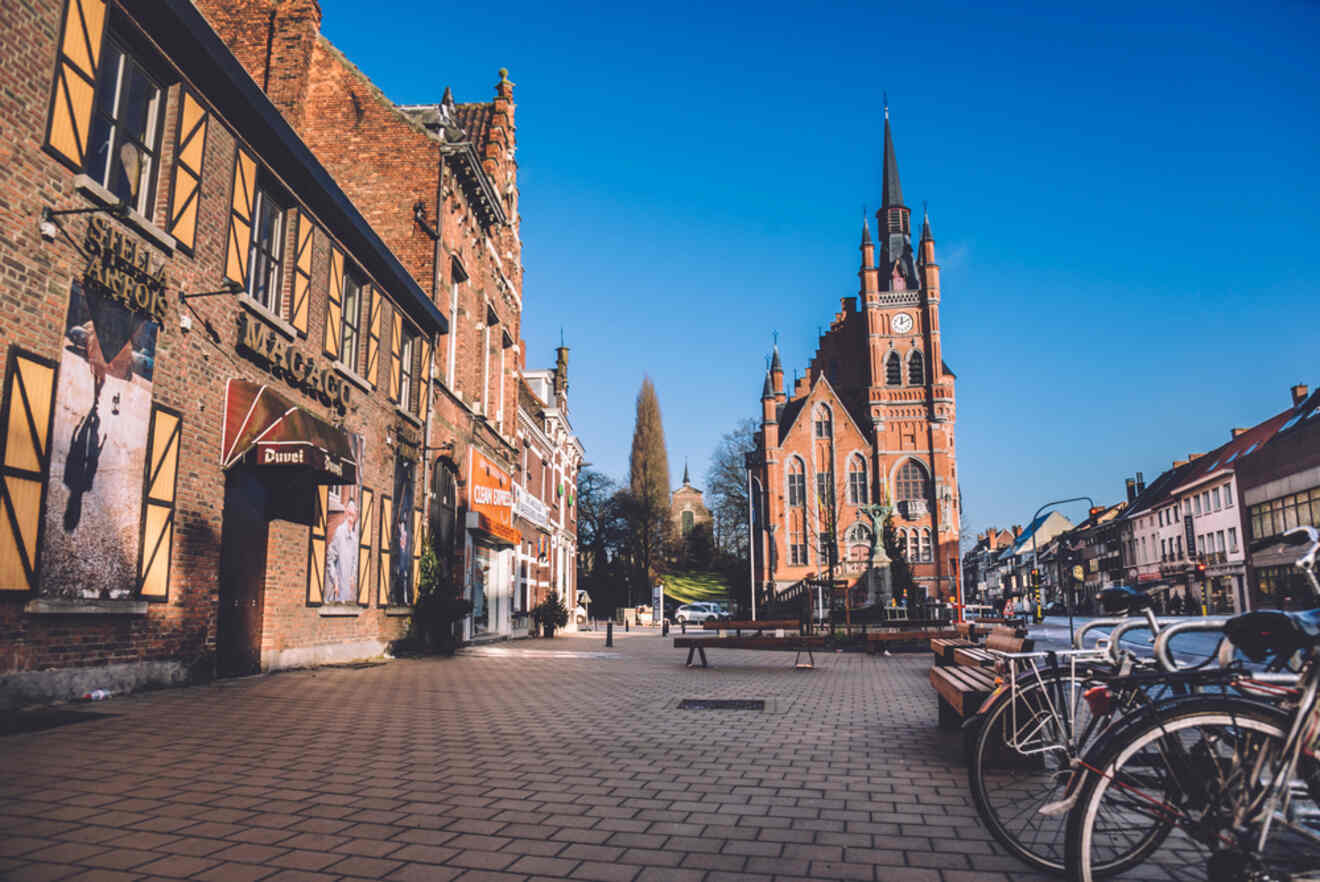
[321, 0, 1319, 540]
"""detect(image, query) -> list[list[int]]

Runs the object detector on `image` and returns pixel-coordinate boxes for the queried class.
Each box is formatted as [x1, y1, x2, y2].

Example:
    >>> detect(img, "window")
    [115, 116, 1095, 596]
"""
[1176, 535, 1183, 558]
[1160, 538, 1167, 560]
[919, 528, 932, 562]
[681, 509, 694, 536]
[446, 258, 467, 387]
[1224, 484, 1233, 508]
[814, 406, 832, 438]
[816, 472, 833, 510]
[1194, 495, 1202, 515]
[895, 460, 929, 503]
[1212, 488, 1221, 511]
[337, 267, 364, 373]
[1228, 527, 1238, 553]
[787, 459, 806, 565]
[886, 350, 902, 385]
[242, 181, 286, 311]
[86, 37, 164, 217]
[908, 349, 925, 385]
[1216, 531, 1225, 554]
[397, 323, 417, 414]
[847, 455, 867, 504]
[787, 459, 806, 506]
[1202, 491, 1210, 513]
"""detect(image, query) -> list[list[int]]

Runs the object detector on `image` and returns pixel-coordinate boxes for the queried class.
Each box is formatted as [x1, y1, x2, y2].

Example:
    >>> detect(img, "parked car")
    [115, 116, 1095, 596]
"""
[674, 602, 726, 624]
[1044, 601, 1068, 616]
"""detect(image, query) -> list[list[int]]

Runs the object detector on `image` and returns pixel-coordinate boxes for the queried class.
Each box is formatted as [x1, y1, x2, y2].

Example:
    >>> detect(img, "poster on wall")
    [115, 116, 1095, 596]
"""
[389, 457, 416, 606]
[40, 280, 158, 599]
[323, 433, 365, 604]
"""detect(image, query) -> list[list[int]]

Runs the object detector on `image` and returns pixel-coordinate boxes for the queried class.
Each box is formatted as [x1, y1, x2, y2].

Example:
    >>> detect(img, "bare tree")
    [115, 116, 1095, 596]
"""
[705, 417, 759, 558]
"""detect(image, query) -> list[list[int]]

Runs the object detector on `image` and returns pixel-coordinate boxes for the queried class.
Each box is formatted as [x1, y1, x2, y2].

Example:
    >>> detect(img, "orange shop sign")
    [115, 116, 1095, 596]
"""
[468, 449, 519, 545]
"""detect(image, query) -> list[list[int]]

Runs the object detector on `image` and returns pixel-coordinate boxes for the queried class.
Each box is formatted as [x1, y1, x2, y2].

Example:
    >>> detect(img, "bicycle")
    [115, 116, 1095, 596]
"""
[1063, 525, 1320, 882]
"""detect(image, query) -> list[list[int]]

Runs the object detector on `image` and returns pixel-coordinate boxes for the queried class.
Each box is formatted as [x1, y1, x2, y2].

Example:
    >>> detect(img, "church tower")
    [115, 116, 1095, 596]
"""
[749, 105, 959, 608]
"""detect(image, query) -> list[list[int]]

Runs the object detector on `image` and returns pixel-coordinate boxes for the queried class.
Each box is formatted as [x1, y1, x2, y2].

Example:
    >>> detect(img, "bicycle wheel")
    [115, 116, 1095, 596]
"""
[969, 668, 1159, 874]
[1065, 696, 1320, 882]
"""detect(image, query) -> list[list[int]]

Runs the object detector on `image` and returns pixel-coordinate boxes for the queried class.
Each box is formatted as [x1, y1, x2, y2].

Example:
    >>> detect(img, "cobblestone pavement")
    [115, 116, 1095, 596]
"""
[1, 630, 1167, 881]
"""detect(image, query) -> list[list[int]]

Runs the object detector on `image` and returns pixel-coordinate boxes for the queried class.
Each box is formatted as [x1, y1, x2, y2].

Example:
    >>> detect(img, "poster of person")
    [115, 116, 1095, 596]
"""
[389, 457, 416, 606]
[40, 280, 158, 599]
[322, 433, 365, 604]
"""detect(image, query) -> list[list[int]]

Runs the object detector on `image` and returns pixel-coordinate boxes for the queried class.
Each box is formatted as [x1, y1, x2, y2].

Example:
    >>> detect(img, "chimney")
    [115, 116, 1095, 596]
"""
[1231, 427, 1247, 438]
[1012, 525, 1022, 538]
[1135, 472, 1146, 494]
[1125, 478, 1136, 502]
[1293, 384, 1310, 406]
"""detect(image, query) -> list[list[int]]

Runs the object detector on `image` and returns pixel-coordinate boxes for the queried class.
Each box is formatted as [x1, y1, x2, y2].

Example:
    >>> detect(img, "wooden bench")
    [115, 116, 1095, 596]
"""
[700, 619, 800, 635]
[930, 636, 979, 667]
[930, 664, 1000, 729]
[864, 628, 960, 655]
[952, 627, 1034, 669]
[673, 635, 827, 669]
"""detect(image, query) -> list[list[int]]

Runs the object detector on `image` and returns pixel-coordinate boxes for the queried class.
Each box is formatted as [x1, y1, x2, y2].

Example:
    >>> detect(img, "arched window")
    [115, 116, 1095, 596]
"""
[814, 405, 833, 438]
[896, 529, 908, 560]
[787, 459, 807, 565]
[681, 510, 694, 536]
[844, 523, 871, 545]
[908, 349, 925, 385]
[895, 460, 930, 503]
[920, 527, 932, 562]
[886, 350, 902, 385]
[847, 455, 868, 504]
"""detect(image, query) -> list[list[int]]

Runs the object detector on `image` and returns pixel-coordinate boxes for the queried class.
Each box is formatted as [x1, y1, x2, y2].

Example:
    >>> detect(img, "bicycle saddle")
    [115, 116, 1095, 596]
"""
[1099, 585, 1154, 615]
[1223, 608, 1320, 662]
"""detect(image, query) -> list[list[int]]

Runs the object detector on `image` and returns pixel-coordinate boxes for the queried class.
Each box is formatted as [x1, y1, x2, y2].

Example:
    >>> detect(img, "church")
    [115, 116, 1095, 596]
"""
[748, 110, 960, 610]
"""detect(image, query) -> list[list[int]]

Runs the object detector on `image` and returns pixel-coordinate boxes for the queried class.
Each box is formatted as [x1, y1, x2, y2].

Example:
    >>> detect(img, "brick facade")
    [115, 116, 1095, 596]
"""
[0, 0, 531, 706]
[748, 114, 961, 607]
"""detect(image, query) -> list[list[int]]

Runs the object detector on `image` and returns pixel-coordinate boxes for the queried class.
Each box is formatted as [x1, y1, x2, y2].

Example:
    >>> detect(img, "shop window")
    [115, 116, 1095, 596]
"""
[84, 34, 165, 217]
[245, 178, 287, 313]
[339, 266, 364, 374]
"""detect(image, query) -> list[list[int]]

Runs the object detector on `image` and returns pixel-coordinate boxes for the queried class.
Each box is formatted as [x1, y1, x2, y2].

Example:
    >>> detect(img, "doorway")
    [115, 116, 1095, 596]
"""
[217, 467, 270, 677]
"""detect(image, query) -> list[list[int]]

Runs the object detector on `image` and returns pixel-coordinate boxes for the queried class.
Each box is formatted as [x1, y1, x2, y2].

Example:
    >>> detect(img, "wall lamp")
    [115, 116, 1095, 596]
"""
[413, 201, 439, 240]
[39, 143, 143, 241]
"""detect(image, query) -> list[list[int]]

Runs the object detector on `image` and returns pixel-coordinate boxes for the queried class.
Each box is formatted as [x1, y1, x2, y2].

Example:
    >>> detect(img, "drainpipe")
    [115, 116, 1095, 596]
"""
[421, 160, 446, 561]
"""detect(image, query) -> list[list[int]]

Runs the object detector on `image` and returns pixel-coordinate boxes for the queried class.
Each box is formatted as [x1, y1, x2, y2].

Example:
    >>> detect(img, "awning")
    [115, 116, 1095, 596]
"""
[465, 510, 518, 548]
[221, 379, 357, 485]
[1250, 541, 1306, 569]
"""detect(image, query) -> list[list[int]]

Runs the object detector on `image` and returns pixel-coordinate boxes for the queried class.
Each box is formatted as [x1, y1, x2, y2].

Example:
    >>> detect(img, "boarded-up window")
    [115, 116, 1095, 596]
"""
[45, 0, 108, 170]
[225, 147, 257, 286]
[166, 91, 207, 252]
[308, 484, 327, 605]
[137, 404, 180, 600]
[0, 349, 58, 594]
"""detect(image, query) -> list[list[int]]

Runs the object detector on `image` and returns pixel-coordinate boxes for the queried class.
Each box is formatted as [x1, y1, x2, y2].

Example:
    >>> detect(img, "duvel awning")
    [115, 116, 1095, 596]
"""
[221, 379, 357, 485]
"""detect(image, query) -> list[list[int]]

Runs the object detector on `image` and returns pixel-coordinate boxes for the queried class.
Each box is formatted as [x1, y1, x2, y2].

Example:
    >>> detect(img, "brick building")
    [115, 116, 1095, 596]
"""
[515, 345, 584, 630]
[748, 110, 961, 608]
[196, 0, 530, 641]
[0, 0, 452, 706]
[670, 462, 712, 538]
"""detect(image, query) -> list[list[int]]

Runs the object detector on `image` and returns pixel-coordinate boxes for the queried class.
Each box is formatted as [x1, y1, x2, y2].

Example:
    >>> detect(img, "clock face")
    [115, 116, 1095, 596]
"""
[892, 313, 914, 334]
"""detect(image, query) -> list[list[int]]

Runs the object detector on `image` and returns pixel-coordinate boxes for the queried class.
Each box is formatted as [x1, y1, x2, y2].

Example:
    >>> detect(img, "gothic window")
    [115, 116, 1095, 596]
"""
[816, 472, 833, 511]
[786, 458, 806, 507]
[886, 350, 902, 386]
[908, 349, 925, 385]
[814, 405, 833, 438]
[920, 528, 932, 562]
[787, 458, 807, 565]
[847, 455, 867, 504]
[844, 523, 871, 546]
[681, 509, 694, 536]
[896, 529, 908, 560]
[896, 460, 930, 503]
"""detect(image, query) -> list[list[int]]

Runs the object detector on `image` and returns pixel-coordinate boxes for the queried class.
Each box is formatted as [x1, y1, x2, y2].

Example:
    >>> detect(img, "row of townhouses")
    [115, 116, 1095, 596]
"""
[0, 0, 580, 708]
[964, 383, 1319, 614]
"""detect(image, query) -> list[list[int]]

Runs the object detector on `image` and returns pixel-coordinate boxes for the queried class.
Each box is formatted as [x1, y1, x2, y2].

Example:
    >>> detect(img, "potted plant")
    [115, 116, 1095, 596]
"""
[531, 592, 569, 638]
[412, 547, 472, 655]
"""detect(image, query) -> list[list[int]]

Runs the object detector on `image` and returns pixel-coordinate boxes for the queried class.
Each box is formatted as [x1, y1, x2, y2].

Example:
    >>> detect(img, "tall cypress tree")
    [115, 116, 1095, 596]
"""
[627, 377, 671, 604]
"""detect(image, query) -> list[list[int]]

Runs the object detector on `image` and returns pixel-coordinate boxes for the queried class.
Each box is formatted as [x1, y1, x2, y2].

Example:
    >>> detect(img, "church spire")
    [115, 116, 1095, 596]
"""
[881, 107, 905, 211]
[682, 459, 691, 486]
[921, 201, 932, 242]
[877, 101, 916, 291]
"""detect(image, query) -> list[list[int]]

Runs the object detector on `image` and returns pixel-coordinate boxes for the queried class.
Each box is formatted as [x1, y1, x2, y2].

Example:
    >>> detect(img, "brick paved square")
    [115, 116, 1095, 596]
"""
[0, 632, 1199, 881]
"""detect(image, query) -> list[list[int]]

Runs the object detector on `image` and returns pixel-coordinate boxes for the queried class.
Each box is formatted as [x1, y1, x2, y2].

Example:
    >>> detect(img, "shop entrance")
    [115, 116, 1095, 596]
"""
[217, 468, 270, 677]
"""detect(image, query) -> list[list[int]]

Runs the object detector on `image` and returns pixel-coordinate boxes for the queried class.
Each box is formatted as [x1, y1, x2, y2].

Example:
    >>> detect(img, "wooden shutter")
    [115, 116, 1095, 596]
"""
[45, 0, 107, 169]
[323, 247, 344, 360]
[166, 91, 208, 252]
[377, 495, 392, 606]
[225, 147, 257, 286]
[418, 336, 432, 417]
[388, 310, 402, 402]
[137, 405, 181, 600]
[289, 211, 313, 335]
[356, 488, 373, 606]
[364, 287, 381, 389]
[410, 507, 423, 604]
[307, 484, 327, 605]
[0, 349, 58, 594]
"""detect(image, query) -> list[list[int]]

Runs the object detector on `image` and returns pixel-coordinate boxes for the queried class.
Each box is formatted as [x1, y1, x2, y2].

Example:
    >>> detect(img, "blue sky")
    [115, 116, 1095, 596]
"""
[321, 0, 1319, 539]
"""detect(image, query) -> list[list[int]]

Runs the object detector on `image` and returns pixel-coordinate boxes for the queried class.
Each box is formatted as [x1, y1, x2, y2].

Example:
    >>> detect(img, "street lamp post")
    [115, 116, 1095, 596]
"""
[1030, 495, 1094, 646]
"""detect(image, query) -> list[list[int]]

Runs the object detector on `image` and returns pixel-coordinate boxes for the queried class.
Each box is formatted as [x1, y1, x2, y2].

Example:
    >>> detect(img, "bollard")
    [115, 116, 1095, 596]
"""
[625, 619, 629, 633]
[662, 620, 669, 636]
[606, 621, 614, 647]
[681, 621, 686, 634]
